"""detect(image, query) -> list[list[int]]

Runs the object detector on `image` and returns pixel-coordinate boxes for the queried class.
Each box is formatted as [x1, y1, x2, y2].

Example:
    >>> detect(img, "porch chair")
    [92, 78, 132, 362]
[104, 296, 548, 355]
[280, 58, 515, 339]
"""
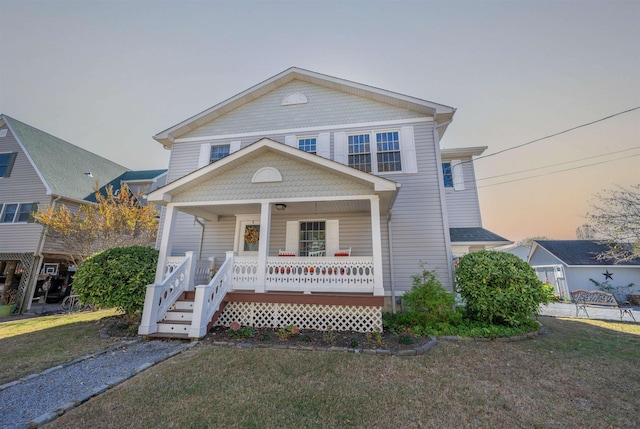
[278, 249, 297, 257]
[334, 247, 351, 257]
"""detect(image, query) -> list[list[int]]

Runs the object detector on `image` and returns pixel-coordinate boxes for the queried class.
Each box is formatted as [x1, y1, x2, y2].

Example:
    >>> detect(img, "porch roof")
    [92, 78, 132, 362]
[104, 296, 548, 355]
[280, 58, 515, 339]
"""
[147, 138, 400, 216]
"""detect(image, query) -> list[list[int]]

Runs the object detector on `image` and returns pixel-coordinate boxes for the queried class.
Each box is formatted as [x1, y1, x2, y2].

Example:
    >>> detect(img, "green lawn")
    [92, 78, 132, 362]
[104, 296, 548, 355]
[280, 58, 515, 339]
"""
[0, 309, 121, 385]
[46, 316, 640, 429]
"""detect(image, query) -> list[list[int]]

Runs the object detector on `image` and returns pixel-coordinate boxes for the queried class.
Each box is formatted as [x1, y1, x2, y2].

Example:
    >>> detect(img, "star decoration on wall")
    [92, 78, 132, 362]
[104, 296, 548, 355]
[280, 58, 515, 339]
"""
[602, 270, 613, 280]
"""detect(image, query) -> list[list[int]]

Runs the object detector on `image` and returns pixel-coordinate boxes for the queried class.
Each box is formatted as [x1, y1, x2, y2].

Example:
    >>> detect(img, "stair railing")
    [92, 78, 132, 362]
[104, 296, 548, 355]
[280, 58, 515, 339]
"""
[138, 251, 196, 336]
[189, 251, 234, 338]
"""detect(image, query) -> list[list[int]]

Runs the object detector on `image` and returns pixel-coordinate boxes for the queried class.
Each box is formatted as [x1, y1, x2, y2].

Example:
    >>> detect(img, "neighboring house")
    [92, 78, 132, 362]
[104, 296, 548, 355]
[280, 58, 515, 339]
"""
[0, 114, 166, 313]
[497, 244, 531, 261]
[138, 67, 509, 338]
[529, 240, 640, 301]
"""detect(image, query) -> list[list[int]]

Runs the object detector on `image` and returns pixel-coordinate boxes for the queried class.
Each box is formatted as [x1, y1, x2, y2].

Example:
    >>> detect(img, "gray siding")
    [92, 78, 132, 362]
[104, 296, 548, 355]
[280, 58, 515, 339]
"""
[181, 80, 425, 139]
[443, 158, 483, 227]
[0, 126, 47, 253]
[529, 246, 564, 266]
[565, 266, 640, 295]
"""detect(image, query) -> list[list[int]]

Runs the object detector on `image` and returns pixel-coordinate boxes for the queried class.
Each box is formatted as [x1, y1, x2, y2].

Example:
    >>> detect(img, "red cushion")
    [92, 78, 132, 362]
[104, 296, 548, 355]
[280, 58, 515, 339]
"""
[334, 253, 349, 257]
[279, 254, 295, 257]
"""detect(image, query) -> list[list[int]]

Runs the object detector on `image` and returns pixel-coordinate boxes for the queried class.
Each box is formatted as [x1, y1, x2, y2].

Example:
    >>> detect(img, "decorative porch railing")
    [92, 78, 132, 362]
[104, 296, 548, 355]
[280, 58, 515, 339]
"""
[190, 251, 234, 338]
[138, 252, 195, 336]
[265, 257, 375, 293]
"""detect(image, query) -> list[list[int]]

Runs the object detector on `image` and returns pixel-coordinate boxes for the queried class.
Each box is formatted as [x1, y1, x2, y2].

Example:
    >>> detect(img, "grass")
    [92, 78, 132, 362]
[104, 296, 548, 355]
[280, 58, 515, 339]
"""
[0, 308, 121, 385]
[46, 316, 640, 429]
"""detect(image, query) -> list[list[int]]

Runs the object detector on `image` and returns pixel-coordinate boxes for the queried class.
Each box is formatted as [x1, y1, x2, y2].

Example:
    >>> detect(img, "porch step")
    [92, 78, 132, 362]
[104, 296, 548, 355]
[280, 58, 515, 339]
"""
[172, 300, 195, 311]
[162, 309, 193, 322]
[157, 319, 191, 336]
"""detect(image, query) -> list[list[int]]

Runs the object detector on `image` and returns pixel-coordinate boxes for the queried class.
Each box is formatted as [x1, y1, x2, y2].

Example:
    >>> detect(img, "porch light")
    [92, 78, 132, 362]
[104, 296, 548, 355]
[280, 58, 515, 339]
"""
[275, 203, 287, 211]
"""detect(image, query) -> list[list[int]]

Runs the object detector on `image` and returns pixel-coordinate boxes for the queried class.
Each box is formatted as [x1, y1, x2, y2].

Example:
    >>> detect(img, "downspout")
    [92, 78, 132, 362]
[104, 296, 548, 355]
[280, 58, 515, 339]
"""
[387, 211, 397, 314]
[194, 216, 205, 260]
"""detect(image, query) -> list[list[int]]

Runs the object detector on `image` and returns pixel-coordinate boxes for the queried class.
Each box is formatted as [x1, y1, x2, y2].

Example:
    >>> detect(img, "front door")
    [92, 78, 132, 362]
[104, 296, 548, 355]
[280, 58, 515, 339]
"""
[238, 221, 260, 256]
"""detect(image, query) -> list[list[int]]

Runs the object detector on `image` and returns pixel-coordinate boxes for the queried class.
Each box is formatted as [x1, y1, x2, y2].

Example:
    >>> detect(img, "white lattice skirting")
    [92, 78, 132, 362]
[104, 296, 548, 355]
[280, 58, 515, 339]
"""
[216, 302, 383, 332]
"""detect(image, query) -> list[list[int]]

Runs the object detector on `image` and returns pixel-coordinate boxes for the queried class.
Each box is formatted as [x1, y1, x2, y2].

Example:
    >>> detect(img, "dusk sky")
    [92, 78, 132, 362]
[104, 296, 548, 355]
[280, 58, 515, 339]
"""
[1, 0, 638, 243]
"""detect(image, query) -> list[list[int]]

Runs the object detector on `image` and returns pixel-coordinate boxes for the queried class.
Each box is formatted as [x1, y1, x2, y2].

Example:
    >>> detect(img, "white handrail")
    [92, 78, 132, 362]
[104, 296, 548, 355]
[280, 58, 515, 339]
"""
[189, 251, 234, 338]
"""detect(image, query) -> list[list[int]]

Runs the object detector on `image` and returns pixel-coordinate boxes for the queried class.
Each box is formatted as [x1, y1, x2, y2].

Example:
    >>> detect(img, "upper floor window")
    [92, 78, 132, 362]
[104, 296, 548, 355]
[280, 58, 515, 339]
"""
[348, 134, 372, 172]
[0, 152, 17, 178]
[0, 203, 36, 223]
[376, 131, 401, 172]
[298, 137, 317, 154]
[442, 162, 453, 187]
[210, 144, 230, 163]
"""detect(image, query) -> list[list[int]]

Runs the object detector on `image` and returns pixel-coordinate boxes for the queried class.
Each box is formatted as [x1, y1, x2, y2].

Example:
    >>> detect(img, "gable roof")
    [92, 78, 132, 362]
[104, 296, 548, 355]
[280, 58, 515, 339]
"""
[449, 227, 512, 246]
[85, 169, 168, 203]
[148, 138, 400, 211]
[1, 115, 129, 201]
[154, 67, 456, 148]
[531, 240, 640, 266]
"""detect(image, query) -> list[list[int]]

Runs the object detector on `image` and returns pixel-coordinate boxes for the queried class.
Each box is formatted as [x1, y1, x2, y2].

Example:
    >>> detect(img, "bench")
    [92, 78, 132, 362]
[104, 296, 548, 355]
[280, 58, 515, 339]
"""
[570, 290, 636, 322]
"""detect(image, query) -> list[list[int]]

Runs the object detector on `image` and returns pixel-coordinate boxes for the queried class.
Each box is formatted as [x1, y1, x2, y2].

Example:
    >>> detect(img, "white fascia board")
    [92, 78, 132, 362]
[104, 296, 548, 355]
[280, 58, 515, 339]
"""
[154, 66, 455, 148]
[174, 117, 434, 144]
[441, 146, 487, 159]
[148, 138, 399, 202]
[2, 116, 53, 196]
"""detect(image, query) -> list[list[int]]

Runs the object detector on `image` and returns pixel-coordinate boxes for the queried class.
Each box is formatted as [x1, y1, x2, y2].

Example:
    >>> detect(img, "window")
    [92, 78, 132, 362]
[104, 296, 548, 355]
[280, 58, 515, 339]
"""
[210, 144, 230, 162]
[348, 134, 372, 172]
[298, 137, 317, 154]
[0, 203, 35, 223]
[442, 162, 453, 187]
[376, 131, 402, 172]
[0, 153, 17, 178]
[299, 221, 326, 256]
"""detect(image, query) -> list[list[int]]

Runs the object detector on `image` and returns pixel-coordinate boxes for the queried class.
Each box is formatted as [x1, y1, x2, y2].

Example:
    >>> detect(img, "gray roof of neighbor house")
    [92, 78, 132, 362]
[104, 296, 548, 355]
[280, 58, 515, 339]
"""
[533, 240, 640, 266]
[449, 227, 511, 244]
[85, 169, 168, 203]
[2, 115, 130, 201]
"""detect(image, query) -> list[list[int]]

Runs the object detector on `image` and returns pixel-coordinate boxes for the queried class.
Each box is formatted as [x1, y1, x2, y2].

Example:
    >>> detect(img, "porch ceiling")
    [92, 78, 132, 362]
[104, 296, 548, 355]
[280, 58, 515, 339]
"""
[177, 199, 373, 220]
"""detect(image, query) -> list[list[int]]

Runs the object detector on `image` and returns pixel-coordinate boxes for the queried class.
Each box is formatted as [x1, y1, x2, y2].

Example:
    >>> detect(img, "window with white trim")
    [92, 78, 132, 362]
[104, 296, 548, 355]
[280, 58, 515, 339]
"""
[298, 137, 317, 154]
[0, 203, 36, 223]
[299, 221, 326, 256]
[347, 130, 404, 173]
[0, 152, 17, 178]
[442, 162, 453, 187]
[210, 144, 230, 162]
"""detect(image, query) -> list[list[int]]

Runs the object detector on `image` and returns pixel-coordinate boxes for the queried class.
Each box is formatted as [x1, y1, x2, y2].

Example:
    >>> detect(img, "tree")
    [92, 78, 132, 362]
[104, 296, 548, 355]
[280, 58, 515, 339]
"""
[586, 184, 640, 263]
[35, 183, 159, 265]
[575, 224, 597, 240]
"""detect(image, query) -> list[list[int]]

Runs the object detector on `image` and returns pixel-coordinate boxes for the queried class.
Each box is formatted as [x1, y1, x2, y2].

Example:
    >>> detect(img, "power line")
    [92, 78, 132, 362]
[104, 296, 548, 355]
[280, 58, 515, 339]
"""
[476, 153, 640, 189]
[476, 146, 640, 182]
[459, 107, 640, 166]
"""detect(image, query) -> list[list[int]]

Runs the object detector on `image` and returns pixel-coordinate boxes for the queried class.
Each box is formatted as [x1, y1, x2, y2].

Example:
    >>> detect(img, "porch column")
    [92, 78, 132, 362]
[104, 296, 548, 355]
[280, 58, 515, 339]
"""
[370, 196, 384, 296]
[155, 204, 177, 284]
[255, 202, 272, 293]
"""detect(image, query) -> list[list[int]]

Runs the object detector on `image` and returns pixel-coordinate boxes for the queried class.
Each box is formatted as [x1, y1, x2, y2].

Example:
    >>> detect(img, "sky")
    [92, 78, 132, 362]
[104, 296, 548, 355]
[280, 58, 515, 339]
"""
[1, 0, 638, 243]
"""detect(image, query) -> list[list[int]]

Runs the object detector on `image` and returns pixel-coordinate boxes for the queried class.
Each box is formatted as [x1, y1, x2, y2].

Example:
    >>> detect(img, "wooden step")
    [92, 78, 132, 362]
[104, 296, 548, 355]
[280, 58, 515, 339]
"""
[163, 309, 193, 322]
[173, 300, 194, 311]
[157, 320, 191, 335]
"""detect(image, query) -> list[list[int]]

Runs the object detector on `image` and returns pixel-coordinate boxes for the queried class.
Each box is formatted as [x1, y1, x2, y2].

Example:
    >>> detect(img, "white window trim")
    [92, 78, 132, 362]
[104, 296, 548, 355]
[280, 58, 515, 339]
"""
[296, 135, 318, 154]
[442, 159, 465, 191]
[198, 141, 241, 169]
[0, 202, 35, 224]
[285, 219, 340, 256]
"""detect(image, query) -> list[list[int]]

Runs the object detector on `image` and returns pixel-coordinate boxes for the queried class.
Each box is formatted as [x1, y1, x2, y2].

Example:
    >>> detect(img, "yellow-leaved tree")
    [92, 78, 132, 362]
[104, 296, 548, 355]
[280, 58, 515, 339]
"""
[35, 183, 159, 265]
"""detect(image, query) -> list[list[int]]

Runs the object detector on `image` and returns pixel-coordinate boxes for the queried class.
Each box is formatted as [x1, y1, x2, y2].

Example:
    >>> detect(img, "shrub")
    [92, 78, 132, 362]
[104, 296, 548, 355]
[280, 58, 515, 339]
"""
[455, 250, 555, 327]
[73, 246, 158, 319]
[401, 265, 460, 325]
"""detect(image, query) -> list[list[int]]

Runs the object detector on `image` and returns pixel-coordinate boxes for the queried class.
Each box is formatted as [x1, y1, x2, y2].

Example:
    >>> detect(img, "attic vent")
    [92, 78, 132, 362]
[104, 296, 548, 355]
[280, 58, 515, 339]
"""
[0, 129, 7, 138]
[252, 167, 282, 183]
[281, 92, 308, 106]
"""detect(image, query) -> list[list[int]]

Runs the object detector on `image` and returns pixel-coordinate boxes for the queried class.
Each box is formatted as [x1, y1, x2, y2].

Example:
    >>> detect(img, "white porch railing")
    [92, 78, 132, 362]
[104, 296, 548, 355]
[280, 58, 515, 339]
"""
[190, 251, 234, 338]
[138, 251, 196, 336]
[265, 257, 375, 293]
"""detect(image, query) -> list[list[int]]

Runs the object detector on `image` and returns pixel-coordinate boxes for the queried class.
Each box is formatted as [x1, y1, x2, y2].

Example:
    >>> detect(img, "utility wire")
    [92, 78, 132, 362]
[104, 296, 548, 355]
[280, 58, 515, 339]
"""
[476, 146, 640, 182]
[457, 107, 640, 167]
[477, 153, 640, 189]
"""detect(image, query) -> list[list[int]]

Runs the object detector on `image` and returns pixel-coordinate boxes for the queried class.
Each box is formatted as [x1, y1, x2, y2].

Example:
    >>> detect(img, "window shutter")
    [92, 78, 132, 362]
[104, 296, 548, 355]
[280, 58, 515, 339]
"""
[326, 219, 339, 256]
[452, 160, 465, 190]
[285, 135, 297, 148]
[230, 141, 241, 153]
[400, 126, 417, 173]
[198, 144, 211, 169]
[285, 221, 299, 254]
[333, 132, 347, 164]
[317, 132, 330, 159]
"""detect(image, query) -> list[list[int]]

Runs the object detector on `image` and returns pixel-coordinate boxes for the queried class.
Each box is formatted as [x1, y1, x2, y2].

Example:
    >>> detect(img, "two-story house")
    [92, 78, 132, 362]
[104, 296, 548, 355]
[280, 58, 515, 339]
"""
[0, 115, 166, 313]
[138, 67, 509, 339]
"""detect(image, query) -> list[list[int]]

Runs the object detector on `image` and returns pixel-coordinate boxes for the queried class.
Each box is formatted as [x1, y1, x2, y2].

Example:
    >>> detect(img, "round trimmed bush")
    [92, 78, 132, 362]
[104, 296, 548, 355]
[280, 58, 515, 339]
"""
[455, 250, 554, 327]
[73, 246, 158, 318]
